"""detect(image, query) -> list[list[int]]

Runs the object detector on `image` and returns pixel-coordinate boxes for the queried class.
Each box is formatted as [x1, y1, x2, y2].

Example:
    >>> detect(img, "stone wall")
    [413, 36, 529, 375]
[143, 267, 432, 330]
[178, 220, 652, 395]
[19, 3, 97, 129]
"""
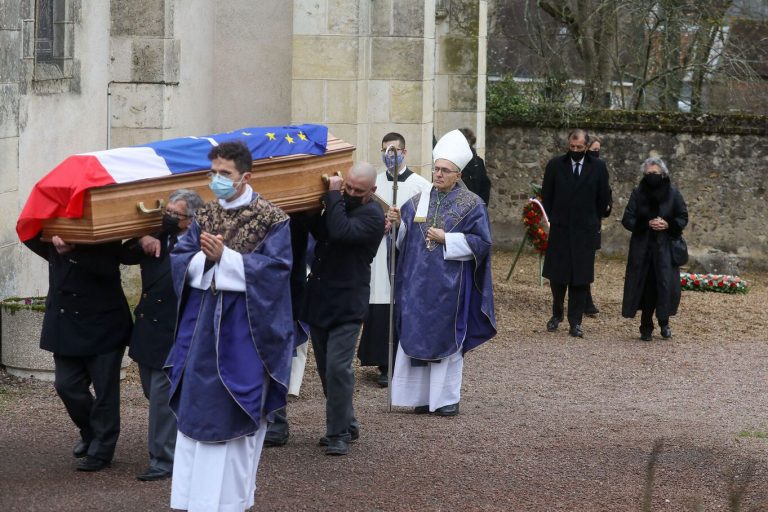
[291, 0, 488, 172]
[486, 125, 768, 272]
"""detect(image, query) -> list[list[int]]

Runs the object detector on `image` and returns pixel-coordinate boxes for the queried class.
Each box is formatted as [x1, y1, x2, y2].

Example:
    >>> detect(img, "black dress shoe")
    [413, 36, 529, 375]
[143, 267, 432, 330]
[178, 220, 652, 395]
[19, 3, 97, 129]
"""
[435, 403, 459, 416]
[640, 333, 652, 341]
[660, 325, 672, 339]
[76, 456, 110, 472]
[376, 371, 389, 388]
[568, 325, 584, 338]
[319, 425, 359, 446]
[73, 440, 89, 458]
[546, 316, 562, 332]
[263, 430, 289, 447]
[137, 467, 171, 481]
[585, 305, 599, 317]
[414, 405, 430, 414]
[325, 437, 349, 456]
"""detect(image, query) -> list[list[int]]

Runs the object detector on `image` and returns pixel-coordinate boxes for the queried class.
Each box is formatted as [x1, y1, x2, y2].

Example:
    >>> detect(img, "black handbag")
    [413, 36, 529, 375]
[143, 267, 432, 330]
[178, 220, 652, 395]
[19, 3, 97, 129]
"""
[670, 236, 688, 266]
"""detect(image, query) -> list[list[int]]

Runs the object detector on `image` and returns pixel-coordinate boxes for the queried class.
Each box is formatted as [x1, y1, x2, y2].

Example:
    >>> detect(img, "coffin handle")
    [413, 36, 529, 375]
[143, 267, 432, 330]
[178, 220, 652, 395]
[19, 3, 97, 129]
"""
[136, 199, 167, 214]
[321, 171, 343, 184]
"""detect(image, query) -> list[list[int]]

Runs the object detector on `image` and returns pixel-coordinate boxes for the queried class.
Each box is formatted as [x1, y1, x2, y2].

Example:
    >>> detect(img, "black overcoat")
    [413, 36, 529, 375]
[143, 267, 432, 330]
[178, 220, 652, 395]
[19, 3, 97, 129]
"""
[120, 233, 178, 369]
[461, 153, 491, 205]
[301, 190, 385, 329]
[541, 153, 611, 285]
[621, 182, 688, 319]
[24, 235, 132, 357]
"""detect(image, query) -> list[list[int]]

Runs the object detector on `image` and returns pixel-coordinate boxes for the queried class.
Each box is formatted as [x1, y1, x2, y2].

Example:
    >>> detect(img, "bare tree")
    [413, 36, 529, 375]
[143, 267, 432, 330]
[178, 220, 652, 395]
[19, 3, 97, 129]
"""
[488, 0, 766, 113]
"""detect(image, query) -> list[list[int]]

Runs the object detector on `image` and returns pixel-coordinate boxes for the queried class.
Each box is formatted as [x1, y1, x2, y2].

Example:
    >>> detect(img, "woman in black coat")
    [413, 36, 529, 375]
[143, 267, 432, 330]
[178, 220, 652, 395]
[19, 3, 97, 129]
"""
[621, 157, 688, 341]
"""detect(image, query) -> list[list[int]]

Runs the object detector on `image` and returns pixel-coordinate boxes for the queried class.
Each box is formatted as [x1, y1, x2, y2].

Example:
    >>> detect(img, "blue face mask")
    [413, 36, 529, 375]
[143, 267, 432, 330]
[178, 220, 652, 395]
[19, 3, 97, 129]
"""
[381, 152, 405, 170]
[209, 174, 241, 200]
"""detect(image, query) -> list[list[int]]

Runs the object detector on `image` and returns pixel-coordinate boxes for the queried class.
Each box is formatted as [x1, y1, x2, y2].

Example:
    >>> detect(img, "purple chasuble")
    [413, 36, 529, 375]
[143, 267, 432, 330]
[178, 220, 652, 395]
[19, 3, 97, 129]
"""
[395, 186, 496, 361]
[165, 192, 294, 442]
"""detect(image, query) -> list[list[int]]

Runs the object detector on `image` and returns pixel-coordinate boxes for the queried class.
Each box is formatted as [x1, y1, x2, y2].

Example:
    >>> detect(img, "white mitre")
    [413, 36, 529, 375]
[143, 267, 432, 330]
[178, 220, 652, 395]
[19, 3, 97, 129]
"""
[432, 129, 473, 171]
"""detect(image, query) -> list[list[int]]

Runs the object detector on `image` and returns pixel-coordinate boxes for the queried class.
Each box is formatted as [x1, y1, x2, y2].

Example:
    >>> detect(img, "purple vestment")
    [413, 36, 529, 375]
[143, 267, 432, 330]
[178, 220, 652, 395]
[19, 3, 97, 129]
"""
[165, 193, 294, 442]
[395, 186, 496, 361]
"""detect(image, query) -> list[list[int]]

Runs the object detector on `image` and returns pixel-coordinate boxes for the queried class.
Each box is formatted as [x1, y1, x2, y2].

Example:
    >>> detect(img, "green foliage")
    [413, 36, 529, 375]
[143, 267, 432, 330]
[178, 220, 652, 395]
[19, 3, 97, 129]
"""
[0, 297, 46, 314]
[487, 76, 768, 135]
[486, 75, 537, 125]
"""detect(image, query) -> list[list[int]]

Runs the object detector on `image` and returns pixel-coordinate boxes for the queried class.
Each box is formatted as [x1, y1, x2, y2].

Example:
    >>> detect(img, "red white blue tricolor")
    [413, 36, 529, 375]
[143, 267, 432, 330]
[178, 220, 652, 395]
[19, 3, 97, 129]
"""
[16, 124, 328, 241]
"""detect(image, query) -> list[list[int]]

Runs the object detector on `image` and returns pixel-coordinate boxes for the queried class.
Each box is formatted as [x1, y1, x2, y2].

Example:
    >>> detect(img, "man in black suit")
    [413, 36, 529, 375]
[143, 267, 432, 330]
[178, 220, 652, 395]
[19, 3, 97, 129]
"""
[541, 129, 611, 338]
[120, 188, 203, 481]
[24, 235, 133, 471]
[301, 162, 385, 456]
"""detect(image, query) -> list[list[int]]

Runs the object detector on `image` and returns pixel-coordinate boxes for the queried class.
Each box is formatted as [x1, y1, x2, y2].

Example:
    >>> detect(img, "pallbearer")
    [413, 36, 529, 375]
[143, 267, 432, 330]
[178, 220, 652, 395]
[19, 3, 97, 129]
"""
[120, 188, 204, 482]
[387, 130, 496, 416]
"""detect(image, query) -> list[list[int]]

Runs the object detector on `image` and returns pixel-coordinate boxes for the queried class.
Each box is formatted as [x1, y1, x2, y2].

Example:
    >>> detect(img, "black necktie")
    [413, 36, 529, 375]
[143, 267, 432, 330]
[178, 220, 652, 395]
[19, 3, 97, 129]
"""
[168, 234, 178, 253]
[573, 162, 580, 179]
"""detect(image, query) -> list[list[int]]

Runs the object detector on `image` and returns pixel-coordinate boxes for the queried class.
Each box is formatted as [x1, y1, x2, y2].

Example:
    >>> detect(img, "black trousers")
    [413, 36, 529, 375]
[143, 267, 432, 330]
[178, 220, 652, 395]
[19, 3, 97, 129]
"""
[639, 264, 669, 333]
[310, 322, 361, 440]
[53, 346, 125, 461]
[550, 282, 588, 327]
[358, 304, 396, 372]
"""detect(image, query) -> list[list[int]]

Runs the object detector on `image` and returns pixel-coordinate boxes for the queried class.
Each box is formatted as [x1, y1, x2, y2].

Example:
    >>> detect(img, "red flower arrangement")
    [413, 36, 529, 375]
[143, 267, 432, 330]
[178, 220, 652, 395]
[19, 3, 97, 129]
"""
[680, 272, 750, 294]
[521, 188, 548, 254]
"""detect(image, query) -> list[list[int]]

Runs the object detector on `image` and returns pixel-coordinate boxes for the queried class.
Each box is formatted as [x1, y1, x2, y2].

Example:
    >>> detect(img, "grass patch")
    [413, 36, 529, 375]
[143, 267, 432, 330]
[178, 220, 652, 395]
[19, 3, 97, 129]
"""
[737, 430, 768, 440]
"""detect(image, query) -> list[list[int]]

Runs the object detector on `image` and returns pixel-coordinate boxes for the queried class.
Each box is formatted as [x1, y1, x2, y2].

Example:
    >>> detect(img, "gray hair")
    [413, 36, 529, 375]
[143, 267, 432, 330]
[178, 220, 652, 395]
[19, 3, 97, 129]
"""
[640, 156, 669, 176]
[169, 188, 205, 216]
[348, 161, 377, 186]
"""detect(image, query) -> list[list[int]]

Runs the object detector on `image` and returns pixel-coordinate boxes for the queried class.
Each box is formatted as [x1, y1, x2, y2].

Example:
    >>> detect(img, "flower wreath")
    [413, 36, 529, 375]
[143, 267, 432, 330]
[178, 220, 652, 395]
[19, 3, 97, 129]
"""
[521, 185, 549, 254]
[680, 273, 750, 294]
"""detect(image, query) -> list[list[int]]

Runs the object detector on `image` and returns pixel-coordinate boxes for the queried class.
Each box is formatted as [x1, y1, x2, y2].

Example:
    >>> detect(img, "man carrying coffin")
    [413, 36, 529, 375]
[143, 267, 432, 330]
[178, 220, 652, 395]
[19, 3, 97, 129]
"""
[357, 132, 431, 387]
[23, 235, 132, 471]
[302, 162, 385, 455]
[165, 141, 294, 511]
[387, 129, 496, 416]
[120, 188, 204, 481]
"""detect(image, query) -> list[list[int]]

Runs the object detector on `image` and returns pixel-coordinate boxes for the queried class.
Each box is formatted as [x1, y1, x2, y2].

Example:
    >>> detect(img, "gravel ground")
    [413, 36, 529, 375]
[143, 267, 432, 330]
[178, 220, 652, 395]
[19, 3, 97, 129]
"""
[1, 250, 767, 512]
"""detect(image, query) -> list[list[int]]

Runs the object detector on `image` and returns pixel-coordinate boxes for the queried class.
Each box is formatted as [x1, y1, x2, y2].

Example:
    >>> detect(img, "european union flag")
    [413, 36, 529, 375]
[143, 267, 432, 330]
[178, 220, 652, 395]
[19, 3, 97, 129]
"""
[142, 124, 329, 174]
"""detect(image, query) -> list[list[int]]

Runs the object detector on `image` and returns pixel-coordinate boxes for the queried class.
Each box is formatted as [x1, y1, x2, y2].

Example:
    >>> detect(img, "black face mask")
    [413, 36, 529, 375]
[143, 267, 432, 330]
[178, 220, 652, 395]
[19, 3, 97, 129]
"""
[642, 173, 664, 189]
[587, 150, 599, 159]
[161, 214, 183, 235]
[569, 150, 586, 162]
[343, 194, 364, 212]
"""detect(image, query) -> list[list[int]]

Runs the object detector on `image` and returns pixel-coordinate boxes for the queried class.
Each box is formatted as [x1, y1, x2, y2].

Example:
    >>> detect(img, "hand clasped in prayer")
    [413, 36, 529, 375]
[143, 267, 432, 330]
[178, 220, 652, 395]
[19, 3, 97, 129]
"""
[201, 231, 225, 261]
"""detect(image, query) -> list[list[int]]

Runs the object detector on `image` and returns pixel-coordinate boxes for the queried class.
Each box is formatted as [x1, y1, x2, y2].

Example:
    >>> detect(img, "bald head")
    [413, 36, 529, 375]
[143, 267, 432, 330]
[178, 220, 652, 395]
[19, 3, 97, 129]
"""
[348, 161, 377, 187]
[343, 161, 378, 205]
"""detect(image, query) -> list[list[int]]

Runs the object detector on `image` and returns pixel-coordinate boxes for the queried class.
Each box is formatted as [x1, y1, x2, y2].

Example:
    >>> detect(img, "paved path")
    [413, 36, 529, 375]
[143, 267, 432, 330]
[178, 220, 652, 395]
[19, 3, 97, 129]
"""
[1, 252, 767, 511]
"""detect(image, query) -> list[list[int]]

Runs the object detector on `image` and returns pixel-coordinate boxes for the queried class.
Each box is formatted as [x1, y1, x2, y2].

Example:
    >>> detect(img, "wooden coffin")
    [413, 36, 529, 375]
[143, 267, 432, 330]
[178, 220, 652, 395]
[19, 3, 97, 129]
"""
[42, 135, 354, 244]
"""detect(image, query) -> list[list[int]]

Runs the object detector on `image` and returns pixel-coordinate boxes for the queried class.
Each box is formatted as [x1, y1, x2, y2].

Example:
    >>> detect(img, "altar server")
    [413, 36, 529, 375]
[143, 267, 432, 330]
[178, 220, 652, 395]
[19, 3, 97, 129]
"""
[388, 130, 496, 416]
[357, 132, 431, 387]
[165, 141, 293, 511]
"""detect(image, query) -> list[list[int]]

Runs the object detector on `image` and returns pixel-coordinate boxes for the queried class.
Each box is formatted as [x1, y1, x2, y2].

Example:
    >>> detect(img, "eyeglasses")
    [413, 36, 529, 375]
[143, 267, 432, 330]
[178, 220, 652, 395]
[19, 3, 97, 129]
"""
[164, 210, 190, 220]
[432, 166, 458, 175]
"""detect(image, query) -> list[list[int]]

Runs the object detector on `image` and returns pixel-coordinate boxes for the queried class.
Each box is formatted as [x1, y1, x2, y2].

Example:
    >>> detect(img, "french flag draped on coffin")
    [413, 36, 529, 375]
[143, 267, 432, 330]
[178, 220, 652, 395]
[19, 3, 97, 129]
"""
[16, 124, 329, 242]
